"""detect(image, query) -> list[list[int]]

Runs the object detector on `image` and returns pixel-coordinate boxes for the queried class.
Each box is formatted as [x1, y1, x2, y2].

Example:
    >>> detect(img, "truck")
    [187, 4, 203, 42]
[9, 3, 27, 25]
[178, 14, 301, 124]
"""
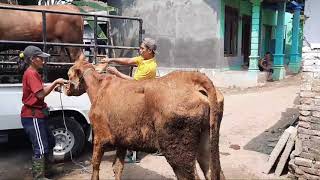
[0, 3, 143, 161]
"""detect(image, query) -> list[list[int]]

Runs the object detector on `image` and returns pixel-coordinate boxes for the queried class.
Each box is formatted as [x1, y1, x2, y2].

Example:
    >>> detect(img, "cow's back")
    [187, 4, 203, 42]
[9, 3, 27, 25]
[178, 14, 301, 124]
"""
[0, 3, 83, 43]
[139, 72, 212, 144]
[146, 72, 211, 120]
[89, 78, 158, 151]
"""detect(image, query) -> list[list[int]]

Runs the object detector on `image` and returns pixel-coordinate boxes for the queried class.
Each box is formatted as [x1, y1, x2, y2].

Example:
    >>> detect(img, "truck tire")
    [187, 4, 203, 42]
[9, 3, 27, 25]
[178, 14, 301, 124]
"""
[48, 116, 85, 162]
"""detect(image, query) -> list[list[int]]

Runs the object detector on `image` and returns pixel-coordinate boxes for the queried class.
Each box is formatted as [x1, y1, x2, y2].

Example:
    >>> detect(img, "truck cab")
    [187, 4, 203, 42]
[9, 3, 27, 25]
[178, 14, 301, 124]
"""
[0, 82, 92, 161]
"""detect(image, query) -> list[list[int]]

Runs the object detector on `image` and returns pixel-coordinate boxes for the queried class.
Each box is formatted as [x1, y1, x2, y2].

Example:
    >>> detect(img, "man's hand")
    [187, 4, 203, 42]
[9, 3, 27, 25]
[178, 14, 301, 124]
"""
[53, 78, 67, 92]
[94, 63, 108, 73]
[107, 66, 134, 80]
[106, 67, 119, 75]
[54, 78, 67, 85]
[100, 56, 110, 64]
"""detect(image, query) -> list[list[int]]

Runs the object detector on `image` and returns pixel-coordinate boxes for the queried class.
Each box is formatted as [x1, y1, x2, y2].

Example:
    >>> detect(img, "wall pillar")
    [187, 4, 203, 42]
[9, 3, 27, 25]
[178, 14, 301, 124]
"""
[248, 0, 262, 71]
[288, 5, 302, 73]
[272, 2, 286, 80]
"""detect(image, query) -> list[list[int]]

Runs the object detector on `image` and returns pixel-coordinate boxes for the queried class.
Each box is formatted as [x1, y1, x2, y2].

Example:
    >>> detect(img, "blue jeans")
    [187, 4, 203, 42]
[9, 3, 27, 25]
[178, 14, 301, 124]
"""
[21, 117, 55, 158]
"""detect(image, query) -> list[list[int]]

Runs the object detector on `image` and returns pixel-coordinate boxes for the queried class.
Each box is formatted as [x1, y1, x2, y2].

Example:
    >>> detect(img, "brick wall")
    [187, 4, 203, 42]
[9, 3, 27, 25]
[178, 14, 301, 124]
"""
[289, 50, 320, 179]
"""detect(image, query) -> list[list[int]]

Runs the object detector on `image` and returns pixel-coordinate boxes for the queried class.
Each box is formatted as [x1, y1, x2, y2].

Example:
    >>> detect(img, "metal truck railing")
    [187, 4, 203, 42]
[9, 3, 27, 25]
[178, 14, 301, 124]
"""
[0, 4, 143, 64]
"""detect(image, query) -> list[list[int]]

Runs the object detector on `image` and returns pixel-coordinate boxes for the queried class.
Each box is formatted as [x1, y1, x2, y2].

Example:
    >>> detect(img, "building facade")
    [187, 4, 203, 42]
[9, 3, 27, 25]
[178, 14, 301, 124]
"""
[107, 0, 304, 84]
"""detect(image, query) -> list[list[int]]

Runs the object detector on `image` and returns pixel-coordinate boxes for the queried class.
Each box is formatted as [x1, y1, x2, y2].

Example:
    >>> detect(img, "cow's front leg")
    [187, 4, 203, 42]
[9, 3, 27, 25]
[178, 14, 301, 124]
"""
[91, 139, 104, 180]
[112, 148, 127, 180]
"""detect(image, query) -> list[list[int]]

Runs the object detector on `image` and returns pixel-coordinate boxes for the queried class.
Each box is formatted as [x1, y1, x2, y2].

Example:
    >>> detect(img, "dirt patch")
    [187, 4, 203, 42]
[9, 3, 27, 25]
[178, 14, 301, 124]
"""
[229, 144, 241, 150]
[243, 106, 299, 155]
[220, 152, 231, 156]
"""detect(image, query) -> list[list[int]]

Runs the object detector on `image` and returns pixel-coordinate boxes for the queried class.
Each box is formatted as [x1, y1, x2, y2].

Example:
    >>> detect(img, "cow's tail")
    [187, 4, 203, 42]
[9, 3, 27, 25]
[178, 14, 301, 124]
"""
[195, 73, 225, 180]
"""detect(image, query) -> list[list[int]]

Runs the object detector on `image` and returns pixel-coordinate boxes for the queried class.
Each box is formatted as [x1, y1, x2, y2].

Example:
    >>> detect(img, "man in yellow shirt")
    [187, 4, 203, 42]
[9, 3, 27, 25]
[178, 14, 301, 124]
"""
[101, 38, 159, 163]
[102, 37, 157, 80]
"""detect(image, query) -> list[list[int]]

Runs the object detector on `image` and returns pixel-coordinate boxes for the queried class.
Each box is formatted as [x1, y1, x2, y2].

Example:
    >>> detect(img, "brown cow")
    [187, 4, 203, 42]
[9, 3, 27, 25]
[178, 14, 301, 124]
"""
[0, 3, 83, 62]
[65, 59, 225, 180]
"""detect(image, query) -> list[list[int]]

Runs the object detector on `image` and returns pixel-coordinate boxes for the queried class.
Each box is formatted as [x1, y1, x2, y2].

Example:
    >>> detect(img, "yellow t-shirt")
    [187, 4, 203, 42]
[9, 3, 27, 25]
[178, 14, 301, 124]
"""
[133, 56, 157, 80]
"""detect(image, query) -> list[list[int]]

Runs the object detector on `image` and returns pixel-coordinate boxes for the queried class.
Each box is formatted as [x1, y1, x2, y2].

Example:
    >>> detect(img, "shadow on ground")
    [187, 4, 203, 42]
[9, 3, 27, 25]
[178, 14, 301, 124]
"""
[121, 164, 173, 180]
[53, 149, 171, 180]
[243, 95, 300, 155]
[0, 133, 33, 180]
[0, 135, 168, 180]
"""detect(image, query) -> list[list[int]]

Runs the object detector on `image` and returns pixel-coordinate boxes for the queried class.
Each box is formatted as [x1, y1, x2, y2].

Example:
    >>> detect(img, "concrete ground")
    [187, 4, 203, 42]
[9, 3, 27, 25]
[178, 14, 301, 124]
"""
[0, 74, 300, 180]
[218, 75, 300, 179]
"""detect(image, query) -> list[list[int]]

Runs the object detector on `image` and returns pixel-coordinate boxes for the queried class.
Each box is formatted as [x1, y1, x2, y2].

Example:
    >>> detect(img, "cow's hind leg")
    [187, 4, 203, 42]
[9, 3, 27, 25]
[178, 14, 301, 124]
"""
[164, 147, 198, 180]
[160, 120, 201, 180]
[112, 148, 126, 180]
[197, 124, 225, 180]
[91, 139, 104, 180]
[197, 125, 210, 180]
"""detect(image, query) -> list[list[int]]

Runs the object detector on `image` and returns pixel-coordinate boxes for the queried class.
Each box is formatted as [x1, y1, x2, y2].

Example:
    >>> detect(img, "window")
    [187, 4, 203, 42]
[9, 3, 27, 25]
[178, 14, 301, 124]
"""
[224, 6, 239, 56]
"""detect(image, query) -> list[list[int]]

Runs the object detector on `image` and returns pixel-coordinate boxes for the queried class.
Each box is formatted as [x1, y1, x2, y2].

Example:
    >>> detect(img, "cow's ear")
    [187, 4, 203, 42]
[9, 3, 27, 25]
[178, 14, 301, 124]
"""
[75, 68, 81, 77]
[78, 52, 86, 61]
[73, 61, 83, 76]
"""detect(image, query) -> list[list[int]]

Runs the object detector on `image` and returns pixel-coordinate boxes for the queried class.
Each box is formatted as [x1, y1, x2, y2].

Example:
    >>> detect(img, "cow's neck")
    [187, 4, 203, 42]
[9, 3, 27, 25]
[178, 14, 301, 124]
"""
[82, 68, 102, 102]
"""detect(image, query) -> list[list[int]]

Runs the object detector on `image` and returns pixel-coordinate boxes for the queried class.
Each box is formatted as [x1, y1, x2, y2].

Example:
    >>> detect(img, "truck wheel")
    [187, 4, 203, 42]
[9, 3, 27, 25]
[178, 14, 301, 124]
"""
[48, 116, 85, 162]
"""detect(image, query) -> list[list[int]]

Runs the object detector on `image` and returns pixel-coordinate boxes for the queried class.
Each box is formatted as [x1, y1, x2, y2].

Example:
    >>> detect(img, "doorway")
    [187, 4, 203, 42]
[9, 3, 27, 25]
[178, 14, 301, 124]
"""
[241, 15, 251, 67]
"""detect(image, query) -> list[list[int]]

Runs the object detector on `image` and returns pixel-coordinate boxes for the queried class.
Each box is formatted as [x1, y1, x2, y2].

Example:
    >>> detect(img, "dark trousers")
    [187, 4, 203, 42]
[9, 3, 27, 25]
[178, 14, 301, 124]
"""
[21, 117, 55, 158]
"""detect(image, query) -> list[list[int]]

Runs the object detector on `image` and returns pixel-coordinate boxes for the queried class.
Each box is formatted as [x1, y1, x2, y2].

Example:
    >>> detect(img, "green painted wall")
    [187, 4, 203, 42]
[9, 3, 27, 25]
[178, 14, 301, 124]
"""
[285, 12, 293, 64]
[261, 9, 277, 57]
[219, 0, 303, 71]
[224, 0, 251, 15]
[262, 9, 277, 26]
[220, 0, 252, 38]
[225, 0, 239, 8]
[286, 13, 303, 65]
[260, 9, 303, 66]
[240, 0, 251, 16]
[299, 22, 303, 57]
[220, 0, 225, 38]
[220, 0, 240, 38]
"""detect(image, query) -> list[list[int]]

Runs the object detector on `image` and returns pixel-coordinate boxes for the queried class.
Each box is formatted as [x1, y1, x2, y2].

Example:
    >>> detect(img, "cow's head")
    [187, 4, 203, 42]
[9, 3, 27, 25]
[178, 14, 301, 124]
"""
[65, 64, 86, 96]
[64, 59, 88, 96]
[64, 53, 108, 96]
